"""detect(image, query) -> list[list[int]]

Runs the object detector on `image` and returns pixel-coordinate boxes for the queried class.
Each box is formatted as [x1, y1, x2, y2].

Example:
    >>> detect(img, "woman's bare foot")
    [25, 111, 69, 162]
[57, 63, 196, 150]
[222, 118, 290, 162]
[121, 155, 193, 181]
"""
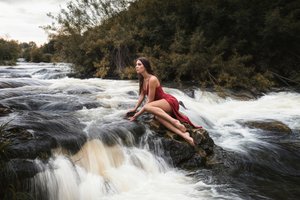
[182, 132, 195, 146]
[174, 120, 186, 132]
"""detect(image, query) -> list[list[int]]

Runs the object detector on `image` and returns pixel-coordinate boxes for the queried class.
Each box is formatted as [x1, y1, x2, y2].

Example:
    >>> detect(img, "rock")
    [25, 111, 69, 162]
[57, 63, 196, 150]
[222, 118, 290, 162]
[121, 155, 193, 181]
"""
[183, 88, 196, 98]
[5, 138, 55, 160]
[241, 120, 292, 134]
[215, 88, 258, 100]
[95, 121, 146, 147]
[1, 120, 87, 160]
[127, 91, 137, 96]
[0, 104, 12, 116]
[0, 159, 39, 199]
[0, 114, 215, 191]
[0, 127, 55, 160]
[1, 159, 39, 180]
[144, 118, 215, 169]
[123, 112, 215, 169]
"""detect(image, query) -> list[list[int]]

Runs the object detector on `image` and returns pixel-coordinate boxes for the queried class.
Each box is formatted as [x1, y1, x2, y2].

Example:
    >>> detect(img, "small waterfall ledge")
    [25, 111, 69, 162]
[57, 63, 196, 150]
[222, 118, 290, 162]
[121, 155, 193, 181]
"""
[0, 107, 215, 198]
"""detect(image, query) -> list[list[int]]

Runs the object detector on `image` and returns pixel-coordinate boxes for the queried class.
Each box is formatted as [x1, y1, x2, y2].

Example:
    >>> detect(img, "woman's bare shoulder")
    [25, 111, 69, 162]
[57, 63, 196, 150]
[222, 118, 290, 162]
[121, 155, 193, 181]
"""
[149, 75, 160, 86]
[150, 75, 159, 82]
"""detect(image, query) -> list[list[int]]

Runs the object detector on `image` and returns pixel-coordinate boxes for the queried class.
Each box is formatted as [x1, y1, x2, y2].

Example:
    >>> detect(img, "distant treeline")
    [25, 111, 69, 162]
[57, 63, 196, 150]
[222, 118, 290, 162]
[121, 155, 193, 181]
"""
[0, 39, 55, 65]
[2, 0, 300, 91]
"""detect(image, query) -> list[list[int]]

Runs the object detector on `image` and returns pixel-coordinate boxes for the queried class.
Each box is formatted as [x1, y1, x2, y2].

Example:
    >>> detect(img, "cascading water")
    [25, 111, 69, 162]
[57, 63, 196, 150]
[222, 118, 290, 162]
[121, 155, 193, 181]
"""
[0, 62, 299, 200]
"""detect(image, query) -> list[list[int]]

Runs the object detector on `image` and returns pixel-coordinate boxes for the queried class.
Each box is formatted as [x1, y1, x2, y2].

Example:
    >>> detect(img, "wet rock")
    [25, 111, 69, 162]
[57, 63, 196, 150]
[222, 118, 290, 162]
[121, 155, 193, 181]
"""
[82, 102, 102, 109]
[127, 91, 137, 96]
[0, 127, 33, 143]
[215, 88, 258, 100]
[0, 159, 39, 199]
[65, 86, 103, 95]
[241, 120, 292, 134]
[1, 114, 87, 160]
[0, 79, 46, 89]
[205, 145, 233, 167]
[9, 74, 32, 78]
[0, 112, 88, 199]
[5, 138, 55, 160]
[0, 104, 12, 116]
[32, 68, 49, 75]
[0, 127, 54, 160]
[89, 120, 146, 146]
[183, 88, 196, 98]
[1, 159, 39, 180]
[144, 118, 215, 169]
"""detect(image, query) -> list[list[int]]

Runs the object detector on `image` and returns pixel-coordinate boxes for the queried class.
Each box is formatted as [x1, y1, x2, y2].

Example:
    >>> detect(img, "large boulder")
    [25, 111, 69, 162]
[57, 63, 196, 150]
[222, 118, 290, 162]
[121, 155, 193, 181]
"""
[144, 118, 215, 169]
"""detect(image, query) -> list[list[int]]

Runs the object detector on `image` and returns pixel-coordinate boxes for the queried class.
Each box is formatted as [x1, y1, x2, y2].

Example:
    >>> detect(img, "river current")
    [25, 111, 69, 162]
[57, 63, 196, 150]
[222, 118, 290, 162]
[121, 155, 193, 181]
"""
[0, 62, 299, 200]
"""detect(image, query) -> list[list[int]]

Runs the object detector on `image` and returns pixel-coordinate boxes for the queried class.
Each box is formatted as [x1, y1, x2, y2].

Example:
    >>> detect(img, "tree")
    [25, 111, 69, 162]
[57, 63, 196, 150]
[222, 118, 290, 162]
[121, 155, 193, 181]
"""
[0, 39, 20, 65]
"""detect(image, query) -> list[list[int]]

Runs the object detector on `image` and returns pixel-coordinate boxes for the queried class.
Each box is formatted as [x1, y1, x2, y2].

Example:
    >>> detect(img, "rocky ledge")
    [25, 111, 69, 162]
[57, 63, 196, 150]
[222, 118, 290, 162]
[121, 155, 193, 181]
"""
[136, 115, 215, 169]
[0, 116, 215, 179]
[0, 114, 216, 198]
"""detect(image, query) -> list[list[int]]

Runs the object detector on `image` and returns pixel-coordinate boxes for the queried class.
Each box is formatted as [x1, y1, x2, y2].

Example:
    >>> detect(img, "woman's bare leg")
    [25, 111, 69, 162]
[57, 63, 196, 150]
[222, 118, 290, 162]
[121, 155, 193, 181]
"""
[144, 100, 186, 132]
[155, 116, 194, 146]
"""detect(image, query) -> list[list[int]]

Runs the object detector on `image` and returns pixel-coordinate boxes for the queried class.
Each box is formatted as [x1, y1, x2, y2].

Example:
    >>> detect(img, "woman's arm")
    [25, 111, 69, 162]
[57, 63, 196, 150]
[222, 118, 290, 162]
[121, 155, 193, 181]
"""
[128, 91, 145, 121]
[132, 92, 145, 111]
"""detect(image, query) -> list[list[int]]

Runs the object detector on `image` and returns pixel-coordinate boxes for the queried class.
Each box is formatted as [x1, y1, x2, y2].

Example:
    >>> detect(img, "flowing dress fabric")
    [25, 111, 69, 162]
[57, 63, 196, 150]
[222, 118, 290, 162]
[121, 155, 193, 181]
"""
[148, 86, 201, 128]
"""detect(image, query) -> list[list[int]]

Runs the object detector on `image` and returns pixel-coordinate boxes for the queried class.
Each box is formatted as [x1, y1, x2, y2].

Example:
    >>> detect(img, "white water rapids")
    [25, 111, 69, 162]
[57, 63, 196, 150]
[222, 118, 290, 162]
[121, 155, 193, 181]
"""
[1, 62, 299, 200]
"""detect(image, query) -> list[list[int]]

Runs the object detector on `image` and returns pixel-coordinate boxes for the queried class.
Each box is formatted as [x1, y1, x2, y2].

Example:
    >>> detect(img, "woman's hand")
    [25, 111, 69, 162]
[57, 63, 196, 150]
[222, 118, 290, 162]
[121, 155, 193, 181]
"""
[128, 109, 143, 121]
[128, 111, 139, 121]
[126, 108, 136, 117]
[127, 106, 145, 121]
[128, 116, 136, 121]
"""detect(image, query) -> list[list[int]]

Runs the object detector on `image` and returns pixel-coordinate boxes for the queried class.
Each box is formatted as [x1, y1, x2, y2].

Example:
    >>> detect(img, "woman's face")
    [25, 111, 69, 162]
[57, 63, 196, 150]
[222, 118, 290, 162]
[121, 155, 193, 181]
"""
[135, 60, 145, 74]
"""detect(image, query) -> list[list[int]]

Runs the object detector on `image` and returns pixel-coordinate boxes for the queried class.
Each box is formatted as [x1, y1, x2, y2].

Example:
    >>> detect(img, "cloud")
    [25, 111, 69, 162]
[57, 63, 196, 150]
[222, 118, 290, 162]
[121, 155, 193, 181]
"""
[0, 0, 34, 4]
[0, 0, 62, 4]
[0, 0, 68, 44]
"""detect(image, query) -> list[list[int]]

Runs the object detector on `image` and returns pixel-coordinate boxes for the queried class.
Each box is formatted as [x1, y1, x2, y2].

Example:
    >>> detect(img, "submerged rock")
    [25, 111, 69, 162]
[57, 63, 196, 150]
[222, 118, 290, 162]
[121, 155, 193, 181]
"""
[0, 104, 12, 116]
[241, 120, 292, 134]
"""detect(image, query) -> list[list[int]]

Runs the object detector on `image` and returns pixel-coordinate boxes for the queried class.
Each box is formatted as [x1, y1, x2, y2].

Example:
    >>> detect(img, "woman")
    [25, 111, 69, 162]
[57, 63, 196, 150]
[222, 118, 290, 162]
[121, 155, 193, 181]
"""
[128, 57, 200, 146]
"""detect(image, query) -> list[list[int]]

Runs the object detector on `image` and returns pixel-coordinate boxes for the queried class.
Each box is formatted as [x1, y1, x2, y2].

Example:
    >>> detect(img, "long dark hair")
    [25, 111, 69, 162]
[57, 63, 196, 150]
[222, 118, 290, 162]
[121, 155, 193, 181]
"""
[136, 57, 154, 94]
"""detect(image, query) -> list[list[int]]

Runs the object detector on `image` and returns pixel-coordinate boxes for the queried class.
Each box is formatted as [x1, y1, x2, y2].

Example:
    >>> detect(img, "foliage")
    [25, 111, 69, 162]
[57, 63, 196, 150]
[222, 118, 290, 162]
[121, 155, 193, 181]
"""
[0, 39, 20, 65]
[119, 66, 137, 79]
[18, 41, 56, 63]
[44, 0, 300, 90]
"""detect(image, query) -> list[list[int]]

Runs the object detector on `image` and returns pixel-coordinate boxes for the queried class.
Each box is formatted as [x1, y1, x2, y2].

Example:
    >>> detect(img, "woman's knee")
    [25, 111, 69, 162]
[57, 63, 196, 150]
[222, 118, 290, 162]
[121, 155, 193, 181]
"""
[145, 104, 160, 113]
[144, 104, 152, 112]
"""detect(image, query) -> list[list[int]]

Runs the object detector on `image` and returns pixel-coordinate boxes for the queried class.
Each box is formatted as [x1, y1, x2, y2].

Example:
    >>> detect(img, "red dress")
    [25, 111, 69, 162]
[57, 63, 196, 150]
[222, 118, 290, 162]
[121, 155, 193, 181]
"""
[147, 86, 201, 128]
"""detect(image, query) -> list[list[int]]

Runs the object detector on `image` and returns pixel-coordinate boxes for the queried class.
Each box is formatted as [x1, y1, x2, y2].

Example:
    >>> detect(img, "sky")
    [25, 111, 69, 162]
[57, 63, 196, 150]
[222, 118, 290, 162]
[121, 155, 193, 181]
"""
[0, 0, 68, 45]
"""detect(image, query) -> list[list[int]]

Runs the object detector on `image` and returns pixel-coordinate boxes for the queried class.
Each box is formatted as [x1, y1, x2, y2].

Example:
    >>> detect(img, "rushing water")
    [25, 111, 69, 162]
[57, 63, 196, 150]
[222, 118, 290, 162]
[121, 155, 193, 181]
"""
[0, 62, 299, 200]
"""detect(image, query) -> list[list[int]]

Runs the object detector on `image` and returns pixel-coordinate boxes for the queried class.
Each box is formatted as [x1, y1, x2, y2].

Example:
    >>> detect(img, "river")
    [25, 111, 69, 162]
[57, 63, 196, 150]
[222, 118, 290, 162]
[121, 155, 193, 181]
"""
[0, 62, 299, 200]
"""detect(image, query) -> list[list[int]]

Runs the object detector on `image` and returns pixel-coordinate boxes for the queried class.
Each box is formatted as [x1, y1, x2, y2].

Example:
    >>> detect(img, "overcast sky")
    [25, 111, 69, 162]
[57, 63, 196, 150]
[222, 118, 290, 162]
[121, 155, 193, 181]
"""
[0, 0, 68, 45]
